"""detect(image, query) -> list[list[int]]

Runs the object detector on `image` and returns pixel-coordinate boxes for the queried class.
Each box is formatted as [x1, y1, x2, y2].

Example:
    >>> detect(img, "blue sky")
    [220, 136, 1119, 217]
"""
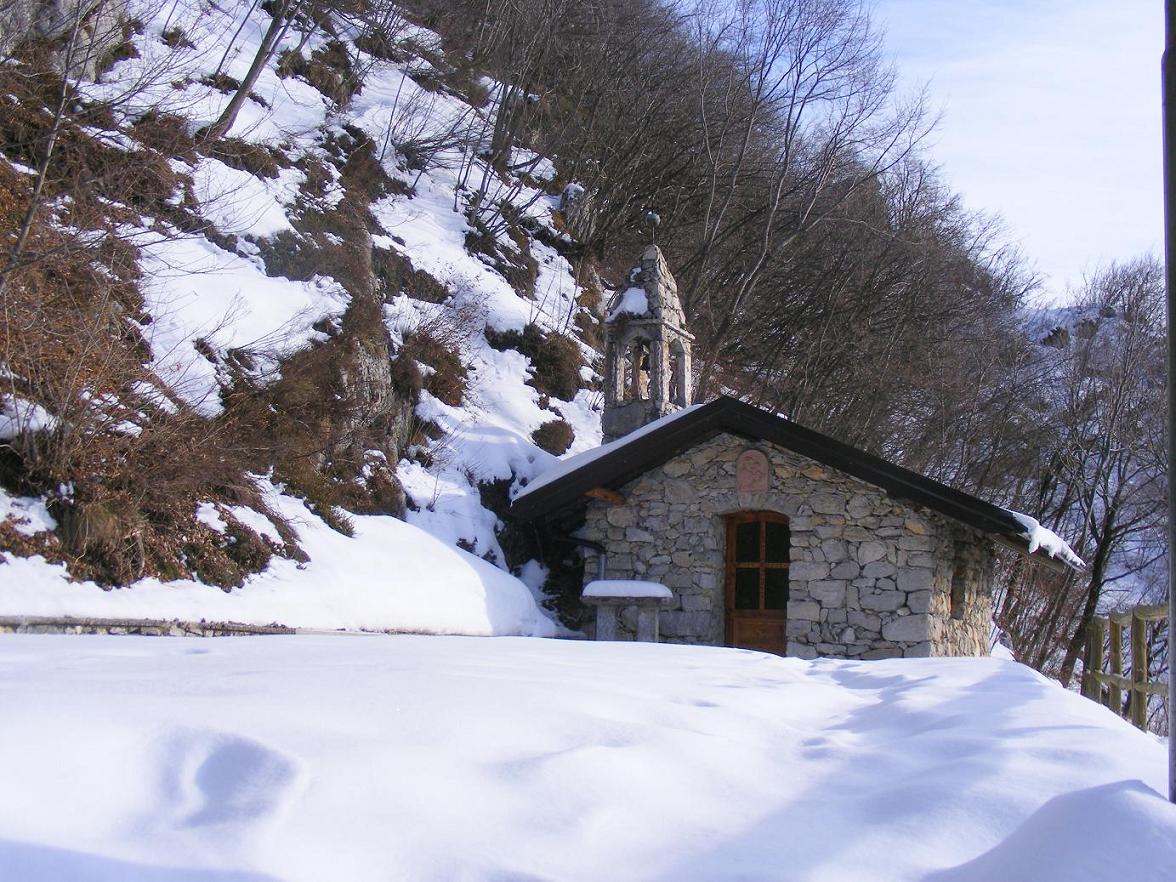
[870, 0, 1163, 303]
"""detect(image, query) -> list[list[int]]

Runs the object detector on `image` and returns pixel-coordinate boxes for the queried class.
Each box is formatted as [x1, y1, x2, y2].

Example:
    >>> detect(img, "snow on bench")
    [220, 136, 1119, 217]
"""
[583, 580, 674, 600]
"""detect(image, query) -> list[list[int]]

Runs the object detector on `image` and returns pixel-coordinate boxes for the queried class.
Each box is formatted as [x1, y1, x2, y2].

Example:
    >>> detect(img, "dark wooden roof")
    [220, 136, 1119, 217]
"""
[510, 395, 1075, 569]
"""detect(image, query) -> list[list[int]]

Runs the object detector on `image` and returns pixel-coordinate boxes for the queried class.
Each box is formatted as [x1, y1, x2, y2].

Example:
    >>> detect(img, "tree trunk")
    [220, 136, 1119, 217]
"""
[199, 0, 298, 143]
[1058, 531, 1113, 686]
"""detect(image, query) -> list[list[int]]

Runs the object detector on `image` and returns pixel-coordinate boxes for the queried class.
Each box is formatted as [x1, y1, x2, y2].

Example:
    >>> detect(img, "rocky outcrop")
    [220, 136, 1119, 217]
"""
[251, 137, 410, 516]
[1, 0, 130, 77]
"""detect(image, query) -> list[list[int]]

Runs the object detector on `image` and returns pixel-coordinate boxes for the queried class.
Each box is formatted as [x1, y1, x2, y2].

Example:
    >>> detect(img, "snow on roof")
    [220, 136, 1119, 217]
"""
[583, 580, 673, 600]
[1006, 510, 1085, 569]
[515, 404, 702, 500]
[606, 286, 649, 322]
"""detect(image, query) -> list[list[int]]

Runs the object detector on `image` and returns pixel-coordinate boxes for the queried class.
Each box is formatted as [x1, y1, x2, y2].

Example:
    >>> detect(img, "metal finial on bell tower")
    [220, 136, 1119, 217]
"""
[644, 210, 661, 245]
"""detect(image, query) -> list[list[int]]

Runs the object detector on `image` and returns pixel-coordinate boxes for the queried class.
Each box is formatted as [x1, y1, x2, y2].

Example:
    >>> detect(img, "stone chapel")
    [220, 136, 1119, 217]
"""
[511, 246, 1081, 659]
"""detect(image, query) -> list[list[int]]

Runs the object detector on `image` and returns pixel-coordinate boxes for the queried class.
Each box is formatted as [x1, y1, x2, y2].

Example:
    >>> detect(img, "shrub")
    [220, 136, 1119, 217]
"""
[55, 494, 145, 586]
[464, 214, 538, 296]
[276, 41, 360, 105]
[401, 331, 467, 406]
[255, 230, 323, 282]
[358, 460, 407, 517]
[273, 460, 356, 536]
[199, 72, 242, 94]
[207, 138, 284, 179]
[531, 419, 574, 455]
[161, 28, 195, 49]
[485, 323, 583, 401]
[372, 247, 449, 303]
[530, 332, 583, 401]
[389, 350, 424, 398]
[476, 476, 588, 631]
[185, 509, 277, 590]
[130, 111, 197, 159]
[339, 133, 396, 203]
[355, 29, 406, 62]
[95, 18, 142, 75]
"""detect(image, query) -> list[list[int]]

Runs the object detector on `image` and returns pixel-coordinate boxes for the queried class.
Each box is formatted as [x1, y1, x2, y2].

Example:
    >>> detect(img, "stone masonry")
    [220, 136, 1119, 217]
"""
[601, 245, 694, 442]
[577, 432, 993, 658]
[0, 616, 295, 637]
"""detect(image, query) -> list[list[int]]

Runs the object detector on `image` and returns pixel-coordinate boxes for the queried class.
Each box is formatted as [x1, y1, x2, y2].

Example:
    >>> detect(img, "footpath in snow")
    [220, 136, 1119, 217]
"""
[0, 634, 1173, 882]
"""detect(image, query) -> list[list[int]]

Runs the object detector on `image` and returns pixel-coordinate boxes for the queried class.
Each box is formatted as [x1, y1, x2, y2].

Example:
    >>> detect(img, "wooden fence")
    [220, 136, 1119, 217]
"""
[1082, 603, 1168, 730]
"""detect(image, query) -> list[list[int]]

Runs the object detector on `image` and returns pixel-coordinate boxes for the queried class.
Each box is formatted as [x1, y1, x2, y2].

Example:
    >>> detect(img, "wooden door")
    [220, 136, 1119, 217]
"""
[725, 512, 790, 654]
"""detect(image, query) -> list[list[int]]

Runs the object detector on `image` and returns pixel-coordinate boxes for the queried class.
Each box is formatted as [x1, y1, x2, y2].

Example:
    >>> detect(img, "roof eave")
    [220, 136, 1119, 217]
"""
[508, 397, 1084, 573]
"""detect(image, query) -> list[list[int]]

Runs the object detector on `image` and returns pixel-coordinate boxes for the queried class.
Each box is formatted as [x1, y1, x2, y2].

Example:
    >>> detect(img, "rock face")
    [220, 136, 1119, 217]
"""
[1, 0, 130, 77]
[577, 432, 993, 658]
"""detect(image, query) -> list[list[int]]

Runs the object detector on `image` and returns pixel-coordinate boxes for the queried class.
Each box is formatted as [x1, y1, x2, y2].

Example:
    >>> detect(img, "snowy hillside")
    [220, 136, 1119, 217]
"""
[0, 478, 554, 634]
[1, 633, 1173, 881]
[0, 0, 603, 633]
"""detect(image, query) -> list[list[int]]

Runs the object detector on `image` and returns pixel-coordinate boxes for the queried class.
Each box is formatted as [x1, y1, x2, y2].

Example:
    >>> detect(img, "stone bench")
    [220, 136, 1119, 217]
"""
[582, 580, 675, 642]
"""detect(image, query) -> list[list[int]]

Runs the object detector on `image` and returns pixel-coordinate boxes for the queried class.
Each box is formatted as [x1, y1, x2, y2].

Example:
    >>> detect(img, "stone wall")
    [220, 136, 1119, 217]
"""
[577, 432, 993, 659]
[0, 616, 295, 637]
[928, 533, 994, 657]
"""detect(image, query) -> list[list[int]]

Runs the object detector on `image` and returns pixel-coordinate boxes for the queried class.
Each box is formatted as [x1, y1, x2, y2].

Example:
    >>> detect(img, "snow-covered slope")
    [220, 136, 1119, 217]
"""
[0, 634, 1172, 881]
[0, 482, 553, 635]
[1, 0, 604, 631]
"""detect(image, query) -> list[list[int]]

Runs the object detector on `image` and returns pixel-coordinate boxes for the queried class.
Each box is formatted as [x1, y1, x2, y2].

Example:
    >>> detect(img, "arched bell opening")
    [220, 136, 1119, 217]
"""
[626, 337, 652, 401]
[669, 340, 689, 407]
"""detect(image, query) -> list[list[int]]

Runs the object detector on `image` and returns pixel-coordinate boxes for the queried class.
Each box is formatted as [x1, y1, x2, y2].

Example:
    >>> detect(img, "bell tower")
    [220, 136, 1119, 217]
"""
[602, 245, 694, 443]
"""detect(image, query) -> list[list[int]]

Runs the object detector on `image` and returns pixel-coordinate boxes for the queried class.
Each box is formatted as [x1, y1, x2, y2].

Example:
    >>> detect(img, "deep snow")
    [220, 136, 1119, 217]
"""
[0, 634, 1172, 882]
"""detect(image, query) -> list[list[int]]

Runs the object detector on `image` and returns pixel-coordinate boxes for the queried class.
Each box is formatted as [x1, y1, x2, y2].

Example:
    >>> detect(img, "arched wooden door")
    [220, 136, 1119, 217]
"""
[724, 512, 790, 655]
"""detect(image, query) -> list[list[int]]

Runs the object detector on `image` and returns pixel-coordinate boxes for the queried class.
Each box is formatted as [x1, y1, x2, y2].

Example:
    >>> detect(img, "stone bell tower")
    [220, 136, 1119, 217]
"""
[602, 245, 694, 443]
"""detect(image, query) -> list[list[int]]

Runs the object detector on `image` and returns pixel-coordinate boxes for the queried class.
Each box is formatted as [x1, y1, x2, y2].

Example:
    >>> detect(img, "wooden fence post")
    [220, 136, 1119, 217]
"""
[1108, 619, 1124, 713]
[1084, 618, 1105, 701]
[1130, 612, 1148, 730]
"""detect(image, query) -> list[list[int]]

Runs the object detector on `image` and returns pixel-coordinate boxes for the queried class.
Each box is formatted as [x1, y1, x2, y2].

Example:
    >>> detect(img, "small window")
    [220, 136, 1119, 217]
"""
[764, 521, 789, 563]
[764, 569, 789, 609]
[734, 569, 759, 609]
[735, 521, 759, 562]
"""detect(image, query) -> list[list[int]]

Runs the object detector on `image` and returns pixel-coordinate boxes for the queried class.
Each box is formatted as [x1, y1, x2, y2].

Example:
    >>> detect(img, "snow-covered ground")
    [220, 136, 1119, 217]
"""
[0, 484, 553, 637]
[0, 634, 1171, 881]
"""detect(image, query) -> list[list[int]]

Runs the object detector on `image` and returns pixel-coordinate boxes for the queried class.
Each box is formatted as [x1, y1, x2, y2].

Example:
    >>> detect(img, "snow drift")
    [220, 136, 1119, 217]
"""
[0, 634, 1171, 882]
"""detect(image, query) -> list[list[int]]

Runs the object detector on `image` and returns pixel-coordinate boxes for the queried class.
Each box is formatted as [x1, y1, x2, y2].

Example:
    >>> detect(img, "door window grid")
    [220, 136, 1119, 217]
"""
[729, 514, 790, 611]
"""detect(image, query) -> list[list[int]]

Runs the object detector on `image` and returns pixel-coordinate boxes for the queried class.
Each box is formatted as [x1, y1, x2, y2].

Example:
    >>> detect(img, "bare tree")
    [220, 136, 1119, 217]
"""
[991, 259, 1168, 686]
[199, 0, 305, 142]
